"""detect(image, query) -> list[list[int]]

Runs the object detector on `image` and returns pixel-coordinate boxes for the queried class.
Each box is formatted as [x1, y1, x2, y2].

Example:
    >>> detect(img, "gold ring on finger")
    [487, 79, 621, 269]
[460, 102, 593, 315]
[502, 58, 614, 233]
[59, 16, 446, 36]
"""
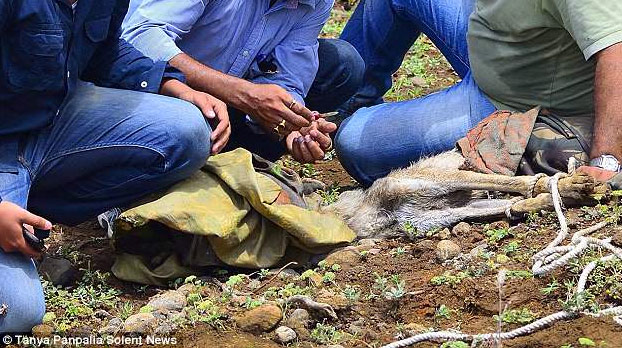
[288, 100, 297, 109]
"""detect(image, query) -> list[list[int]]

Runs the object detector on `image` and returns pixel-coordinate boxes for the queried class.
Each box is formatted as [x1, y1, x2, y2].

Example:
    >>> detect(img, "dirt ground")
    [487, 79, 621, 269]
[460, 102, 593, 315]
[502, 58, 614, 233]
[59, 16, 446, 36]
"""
[35, 2, 622, 347]
[43, 156, 622, 348]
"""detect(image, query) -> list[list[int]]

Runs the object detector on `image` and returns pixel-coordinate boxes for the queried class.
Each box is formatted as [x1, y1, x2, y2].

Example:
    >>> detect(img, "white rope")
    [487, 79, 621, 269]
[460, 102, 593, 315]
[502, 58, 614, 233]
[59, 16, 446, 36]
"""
[381, 173, 622, 348]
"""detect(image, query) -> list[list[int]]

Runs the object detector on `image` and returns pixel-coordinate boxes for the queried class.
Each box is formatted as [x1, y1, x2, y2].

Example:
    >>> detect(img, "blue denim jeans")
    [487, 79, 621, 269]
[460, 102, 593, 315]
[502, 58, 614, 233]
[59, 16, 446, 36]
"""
[335, 0, 496, 186]
[0, 82, 210, 332]
[224, 38, 365, 161]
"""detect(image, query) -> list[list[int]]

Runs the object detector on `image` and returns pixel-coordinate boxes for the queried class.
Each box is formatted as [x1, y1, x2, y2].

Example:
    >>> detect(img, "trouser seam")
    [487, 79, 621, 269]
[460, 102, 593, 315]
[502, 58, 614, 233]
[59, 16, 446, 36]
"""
[35, 143, 169, 179]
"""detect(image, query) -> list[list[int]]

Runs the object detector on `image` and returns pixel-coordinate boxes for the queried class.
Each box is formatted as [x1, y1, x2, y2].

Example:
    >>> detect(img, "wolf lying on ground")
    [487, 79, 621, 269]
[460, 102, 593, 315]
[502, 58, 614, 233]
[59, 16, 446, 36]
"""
[323, 150, 601, 239]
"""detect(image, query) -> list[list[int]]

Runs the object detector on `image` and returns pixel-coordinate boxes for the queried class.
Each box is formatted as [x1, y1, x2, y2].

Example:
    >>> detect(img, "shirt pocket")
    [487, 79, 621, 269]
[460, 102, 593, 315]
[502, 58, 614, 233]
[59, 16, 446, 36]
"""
[84, 17, 111, 43]
[7, 28, 65, 92]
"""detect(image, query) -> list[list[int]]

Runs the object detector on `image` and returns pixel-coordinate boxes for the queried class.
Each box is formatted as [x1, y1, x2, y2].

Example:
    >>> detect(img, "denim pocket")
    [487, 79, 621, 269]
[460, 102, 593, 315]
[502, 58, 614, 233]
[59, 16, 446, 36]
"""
[7, 28, 65, 91]
[0, 138, 19, 174]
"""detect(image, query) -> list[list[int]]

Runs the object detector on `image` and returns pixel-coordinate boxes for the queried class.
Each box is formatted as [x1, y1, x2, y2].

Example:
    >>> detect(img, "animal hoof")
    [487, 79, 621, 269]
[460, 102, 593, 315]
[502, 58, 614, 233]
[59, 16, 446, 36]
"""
[567, 172, 596, 193]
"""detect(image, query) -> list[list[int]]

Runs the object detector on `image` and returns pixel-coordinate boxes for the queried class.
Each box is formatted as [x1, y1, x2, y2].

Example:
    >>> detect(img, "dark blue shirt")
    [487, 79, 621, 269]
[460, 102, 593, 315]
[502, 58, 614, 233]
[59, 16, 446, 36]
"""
[0, 0, 182, 200]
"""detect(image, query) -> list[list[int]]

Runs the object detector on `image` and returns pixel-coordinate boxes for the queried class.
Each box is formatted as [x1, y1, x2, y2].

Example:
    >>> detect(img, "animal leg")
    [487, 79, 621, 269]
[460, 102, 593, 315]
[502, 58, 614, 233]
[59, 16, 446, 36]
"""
[400, 199, 517, 232]
[510, 193, 554, 215]
[383, 170, 541, 199]
[385, 170, 596, 200]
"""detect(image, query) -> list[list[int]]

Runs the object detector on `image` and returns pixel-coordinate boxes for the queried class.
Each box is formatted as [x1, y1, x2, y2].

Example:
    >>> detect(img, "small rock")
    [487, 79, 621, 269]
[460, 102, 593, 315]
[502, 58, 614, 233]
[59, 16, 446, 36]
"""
[357, 239, 378, 247]
[176, 283, 196, 296]
[286, 308, 310, 329]
[413, 240, 435, 254]
[274, 326, 297, 344]
[367, 248, 381, 255]
[32, 324, 54, 337]
[348, 319, 365, 335]
[436, 240, 461, 262]
[269, 268, 300, 281]
[93, 309, 112, 320]
[68, 325, 92, 337]
[99, 317, 123, 336]
[316, 289, 349, 311]
[38, 256, 76, 287]
[323, 247, 360, 269]
[307, 272, 324, 287]
[612, 228, 622, 247]
[154, 321, 174, 335]
[489, 220, 510, 230]
[403, 323, 427, 335]
[235, 304, 282, 333]
[147, 290, 187, 314]
[123, 313, 157, 335]
[412, 76, 427, 87]
[566, 210, 581, 228]
[452, 222, 471, 237]
[467, 231, 485, 243]
[167, 310, 186, 323]
[438, 228, 451, 240]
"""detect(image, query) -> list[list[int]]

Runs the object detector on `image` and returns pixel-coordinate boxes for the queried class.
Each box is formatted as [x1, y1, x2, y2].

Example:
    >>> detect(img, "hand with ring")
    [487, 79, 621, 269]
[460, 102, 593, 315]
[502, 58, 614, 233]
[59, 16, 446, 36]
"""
[234, 83, 314, 134]
[273, 119, 287, 140]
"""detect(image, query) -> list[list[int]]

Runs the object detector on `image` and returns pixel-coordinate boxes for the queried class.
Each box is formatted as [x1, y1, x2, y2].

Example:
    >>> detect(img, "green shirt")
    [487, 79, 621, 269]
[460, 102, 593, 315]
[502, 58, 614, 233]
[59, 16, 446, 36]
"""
[468, 0, 622, 116]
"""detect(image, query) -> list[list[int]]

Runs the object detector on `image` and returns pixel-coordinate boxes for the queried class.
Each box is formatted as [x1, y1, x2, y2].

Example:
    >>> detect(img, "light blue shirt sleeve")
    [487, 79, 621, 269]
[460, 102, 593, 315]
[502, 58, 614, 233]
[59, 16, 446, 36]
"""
[121, 0, 208, 62]
[250, 0, 333, 105]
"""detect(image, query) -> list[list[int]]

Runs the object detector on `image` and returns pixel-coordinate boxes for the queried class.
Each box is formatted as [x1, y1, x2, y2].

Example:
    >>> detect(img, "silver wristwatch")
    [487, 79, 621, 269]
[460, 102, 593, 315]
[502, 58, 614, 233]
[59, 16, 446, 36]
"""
[589, 154, 621, 172]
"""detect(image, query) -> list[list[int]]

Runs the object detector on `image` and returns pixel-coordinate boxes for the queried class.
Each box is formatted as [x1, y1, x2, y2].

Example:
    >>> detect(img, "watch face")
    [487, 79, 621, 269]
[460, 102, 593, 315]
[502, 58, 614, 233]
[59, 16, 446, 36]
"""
[601, 156, 621, 171]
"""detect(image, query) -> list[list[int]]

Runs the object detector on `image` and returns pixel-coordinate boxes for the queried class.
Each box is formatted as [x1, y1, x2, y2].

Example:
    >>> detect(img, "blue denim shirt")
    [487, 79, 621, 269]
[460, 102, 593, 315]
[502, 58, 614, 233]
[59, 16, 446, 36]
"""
[0, 0, 182, 202]
[121, 0, 332, 104]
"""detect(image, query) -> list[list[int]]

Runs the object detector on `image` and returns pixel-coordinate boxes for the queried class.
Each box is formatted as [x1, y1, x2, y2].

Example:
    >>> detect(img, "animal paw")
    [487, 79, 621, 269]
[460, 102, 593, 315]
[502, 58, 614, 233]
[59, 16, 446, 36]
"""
[558, 172, 596, 199]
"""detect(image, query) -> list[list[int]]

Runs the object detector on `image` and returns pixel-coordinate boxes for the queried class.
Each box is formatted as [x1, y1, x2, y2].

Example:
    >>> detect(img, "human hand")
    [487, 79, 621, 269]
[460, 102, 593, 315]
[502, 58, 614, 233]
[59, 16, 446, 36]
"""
[236, 83, 313, 136]
[286, 118, 338, 163]
[576, 166, 618, 182]
[179, 90, 231, 154]
[0, 201, 51, 258]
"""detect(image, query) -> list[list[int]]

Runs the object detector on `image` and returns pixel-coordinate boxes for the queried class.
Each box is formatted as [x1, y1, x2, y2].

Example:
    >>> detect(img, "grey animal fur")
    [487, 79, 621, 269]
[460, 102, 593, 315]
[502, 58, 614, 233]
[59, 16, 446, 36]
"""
[322, 150, 595, 239]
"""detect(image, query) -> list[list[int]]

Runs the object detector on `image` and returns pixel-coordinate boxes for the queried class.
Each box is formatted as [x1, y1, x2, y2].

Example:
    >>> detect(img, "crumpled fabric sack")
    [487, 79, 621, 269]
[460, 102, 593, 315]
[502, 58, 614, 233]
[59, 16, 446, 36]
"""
[111, 148, 355, 286]
[457, 107, 540, 176]
[456, 107, 597, 178]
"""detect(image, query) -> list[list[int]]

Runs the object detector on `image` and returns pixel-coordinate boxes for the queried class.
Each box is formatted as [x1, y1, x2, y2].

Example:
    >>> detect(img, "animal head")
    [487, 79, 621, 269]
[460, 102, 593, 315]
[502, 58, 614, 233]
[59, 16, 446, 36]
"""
[322, 188, 400, 239]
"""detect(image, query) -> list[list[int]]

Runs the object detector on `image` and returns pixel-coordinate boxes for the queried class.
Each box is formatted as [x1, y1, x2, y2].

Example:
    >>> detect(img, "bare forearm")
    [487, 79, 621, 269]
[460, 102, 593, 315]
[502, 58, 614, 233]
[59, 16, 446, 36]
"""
[169, 53, 251, 109]
[159, 78, 195, 98]
[591, 43, 622, 160]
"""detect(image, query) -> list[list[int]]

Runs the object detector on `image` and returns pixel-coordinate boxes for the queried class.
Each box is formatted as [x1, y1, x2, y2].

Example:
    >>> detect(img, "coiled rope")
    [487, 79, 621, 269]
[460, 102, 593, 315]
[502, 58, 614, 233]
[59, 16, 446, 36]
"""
[382, 173, 622, 348]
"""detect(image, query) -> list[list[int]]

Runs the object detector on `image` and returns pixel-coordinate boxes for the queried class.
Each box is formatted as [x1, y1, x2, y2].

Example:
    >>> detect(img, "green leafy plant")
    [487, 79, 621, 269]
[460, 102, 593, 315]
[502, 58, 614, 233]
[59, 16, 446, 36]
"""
[384, 275, 406, 301]
[322, 271, 336, 284]
[486, 228, 512, 244]
[441, 342, 470, 348]
[541, 278, 561, 295]
[578, 337, 596, 346]
[430, 271, 471, 288]
[493, 308, 536, 324]
[310, 323, 343, 344]
[503, 241, 521, 255]
[319, 185, 341, 205]
[342, 285, 360, 303]
[391, 247, 407, 257]
[258, 269, 270, 280]
[435, 304, 451, 320]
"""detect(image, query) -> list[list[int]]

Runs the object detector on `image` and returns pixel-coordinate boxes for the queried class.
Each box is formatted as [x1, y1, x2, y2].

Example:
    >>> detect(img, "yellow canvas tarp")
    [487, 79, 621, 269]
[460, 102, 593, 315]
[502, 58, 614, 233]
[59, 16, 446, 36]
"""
[111, 149, 355, 285]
